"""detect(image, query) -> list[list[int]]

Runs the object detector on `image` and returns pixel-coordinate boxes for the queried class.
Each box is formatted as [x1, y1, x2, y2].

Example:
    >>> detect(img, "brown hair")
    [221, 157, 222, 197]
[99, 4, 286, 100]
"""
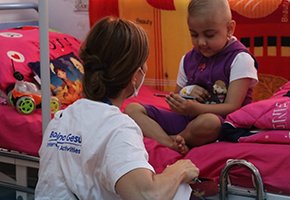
[79, 16, 149, 101]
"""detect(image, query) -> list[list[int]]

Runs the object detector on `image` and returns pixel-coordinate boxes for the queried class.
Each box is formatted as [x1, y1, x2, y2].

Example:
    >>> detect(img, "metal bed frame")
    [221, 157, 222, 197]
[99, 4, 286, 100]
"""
[0, 151, 38, 200]
[203, 159, 290, 200]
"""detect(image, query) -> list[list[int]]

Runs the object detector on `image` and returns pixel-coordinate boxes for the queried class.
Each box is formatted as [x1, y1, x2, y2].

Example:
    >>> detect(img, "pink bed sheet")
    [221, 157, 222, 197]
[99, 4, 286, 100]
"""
[1, 85, 290, 196]
[0, 103, 42, 156]
[145, 138, 290, 195]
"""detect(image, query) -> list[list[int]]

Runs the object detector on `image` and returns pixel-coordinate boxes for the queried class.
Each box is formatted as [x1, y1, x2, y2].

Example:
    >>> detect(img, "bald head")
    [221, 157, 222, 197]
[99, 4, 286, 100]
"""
[188, 0, 232, 21]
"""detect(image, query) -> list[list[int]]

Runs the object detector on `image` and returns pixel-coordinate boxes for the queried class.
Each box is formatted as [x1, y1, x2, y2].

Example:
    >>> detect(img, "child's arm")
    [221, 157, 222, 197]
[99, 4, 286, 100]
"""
[166, 78, 253, 117]
[196, 78, 253, 116]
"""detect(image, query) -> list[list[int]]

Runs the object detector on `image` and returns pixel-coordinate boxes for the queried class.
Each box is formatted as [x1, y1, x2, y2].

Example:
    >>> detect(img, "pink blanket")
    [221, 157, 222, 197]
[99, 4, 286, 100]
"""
[225, 85, 290, 130]
[223, 81, 290, 144]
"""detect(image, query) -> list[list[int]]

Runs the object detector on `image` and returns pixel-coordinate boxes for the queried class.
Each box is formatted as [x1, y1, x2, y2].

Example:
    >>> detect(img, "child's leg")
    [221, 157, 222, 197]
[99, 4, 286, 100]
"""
[124, 103, 189, 153]
[124, 103, 175, 148]
[177, 113, 222, 147]
[172, 135, 189, 154]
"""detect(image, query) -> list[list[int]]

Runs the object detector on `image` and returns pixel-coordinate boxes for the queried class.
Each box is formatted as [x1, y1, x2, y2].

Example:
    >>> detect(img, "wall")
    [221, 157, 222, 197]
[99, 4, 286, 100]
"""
[0, 0, 90, 40]
[48, 0, 90, 40]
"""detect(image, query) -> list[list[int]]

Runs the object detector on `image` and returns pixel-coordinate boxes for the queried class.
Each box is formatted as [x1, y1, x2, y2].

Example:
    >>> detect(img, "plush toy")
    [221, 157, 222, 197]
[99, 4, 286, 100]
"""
[180, 80, 228, 103]
[212, 80, 227, 103]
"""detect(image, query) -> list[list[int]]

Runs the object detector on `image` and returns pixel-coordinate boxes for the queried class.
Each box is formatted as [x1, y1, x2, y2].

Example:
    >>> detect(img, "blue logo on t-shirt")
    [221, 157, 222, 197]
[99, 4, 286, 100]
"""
[47, 130, 82, 154]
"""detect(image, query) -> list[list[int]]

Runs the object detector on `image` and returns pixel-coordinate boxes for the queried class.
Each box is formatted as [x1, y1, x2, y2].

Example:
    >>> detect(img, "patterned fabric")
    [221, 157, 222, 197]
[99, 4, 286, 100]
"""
[0, 26, 83, 106]
[221, 81, 290, 142]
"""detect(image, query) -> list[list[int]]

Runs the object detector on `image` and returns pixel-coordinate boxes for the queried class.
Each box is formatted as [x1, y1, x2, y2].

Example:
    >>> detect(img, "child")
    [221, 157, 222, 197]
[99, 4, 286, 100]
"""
[124, 0, 258, 154]
[35, 16, 199, 200]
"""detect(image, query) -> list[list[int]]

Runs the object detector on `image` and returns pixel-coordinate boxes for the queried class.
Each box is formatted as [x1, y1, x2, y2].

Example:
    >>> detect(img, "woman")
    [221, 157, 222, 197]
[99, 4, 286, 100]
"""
[35, 16, 199, 200]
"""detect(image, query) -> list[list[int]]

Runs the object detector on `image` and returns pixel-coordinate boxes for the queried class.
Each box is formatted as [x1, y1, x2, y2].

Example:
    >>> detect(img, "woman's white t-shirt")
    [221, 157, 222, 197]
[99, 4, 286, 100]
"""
[35, 98, 192, 200]
[35, 99, 155, 200]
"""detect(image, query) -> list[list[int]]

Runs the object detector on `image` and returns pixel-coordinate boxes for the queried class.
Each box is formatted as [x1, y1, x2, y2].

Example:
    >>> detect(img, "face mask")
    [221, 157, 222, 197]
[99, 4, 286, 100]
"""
[130, 68, 145, 98]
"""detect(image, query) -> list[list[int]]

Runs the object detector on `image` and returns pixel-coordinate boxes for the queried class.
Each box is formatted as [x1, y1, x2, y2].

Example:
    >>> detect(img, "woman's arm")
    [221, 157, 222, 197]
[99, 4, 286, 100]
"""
[115, 159, 199, 200]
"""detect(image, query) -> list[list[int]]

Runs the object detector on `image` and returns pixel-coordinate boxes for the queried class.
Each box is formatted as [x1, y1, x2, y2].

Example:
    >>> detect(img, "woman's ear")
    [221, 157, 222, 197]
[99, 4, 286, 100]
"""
[227, 20, 236, 38]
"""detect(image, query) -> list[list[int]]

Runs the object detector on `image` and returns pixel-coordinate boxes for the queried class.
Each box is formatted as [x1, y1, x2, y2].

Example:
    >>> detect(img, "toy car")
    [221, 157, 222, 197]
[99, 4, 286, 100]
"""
[7, 80, 60, 115]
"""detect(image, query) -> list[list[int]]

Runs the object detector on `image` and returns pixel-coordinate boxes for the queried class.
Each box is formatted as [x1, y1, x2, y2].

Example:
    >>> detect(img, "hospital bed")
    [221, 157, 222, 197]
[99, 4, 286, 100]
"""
[1, 1, 290, 200]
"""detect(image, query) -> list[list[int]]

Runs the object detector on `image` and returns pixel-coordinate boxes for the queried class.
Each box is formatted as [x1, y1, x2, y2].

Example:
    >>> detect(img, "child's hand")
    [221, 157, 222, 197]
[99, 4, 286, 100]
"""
[189, 85, 210, 103]
[166, 92, 199, 116]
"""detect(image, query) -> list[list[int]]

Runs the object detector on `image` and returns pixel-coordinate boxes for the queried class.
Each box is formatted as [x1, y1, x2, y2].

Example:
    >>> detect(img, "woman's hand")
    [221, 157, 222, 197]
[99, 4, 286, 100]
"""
[164, 159, 200, 183]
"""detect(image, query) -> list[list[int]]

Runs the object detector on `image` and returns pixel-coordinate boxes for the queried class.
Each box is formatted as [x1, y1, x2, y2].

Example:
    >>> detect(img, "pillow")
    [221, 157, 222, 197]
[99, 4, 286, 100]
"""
[0, 27, 38, 92]
[221, 81, 290, 142]
[0, 26, 84, 106]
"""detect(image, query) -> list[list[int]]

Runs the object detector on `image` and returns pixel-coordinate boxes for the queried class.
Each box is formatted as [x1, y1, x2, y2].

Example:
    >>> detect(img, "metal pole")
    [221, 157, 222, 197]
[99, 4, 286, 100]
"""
[0, 3, 38, 11]
[220, 159, 265, 200]
[38, 0, 50, 133]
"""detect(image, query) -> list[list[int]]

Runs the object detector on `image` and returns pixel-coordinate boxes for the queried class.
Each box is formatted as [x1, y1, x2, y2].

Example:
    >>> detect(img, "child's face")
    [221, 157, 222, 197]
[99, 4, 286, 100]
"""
[187, 14, 233, 57]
